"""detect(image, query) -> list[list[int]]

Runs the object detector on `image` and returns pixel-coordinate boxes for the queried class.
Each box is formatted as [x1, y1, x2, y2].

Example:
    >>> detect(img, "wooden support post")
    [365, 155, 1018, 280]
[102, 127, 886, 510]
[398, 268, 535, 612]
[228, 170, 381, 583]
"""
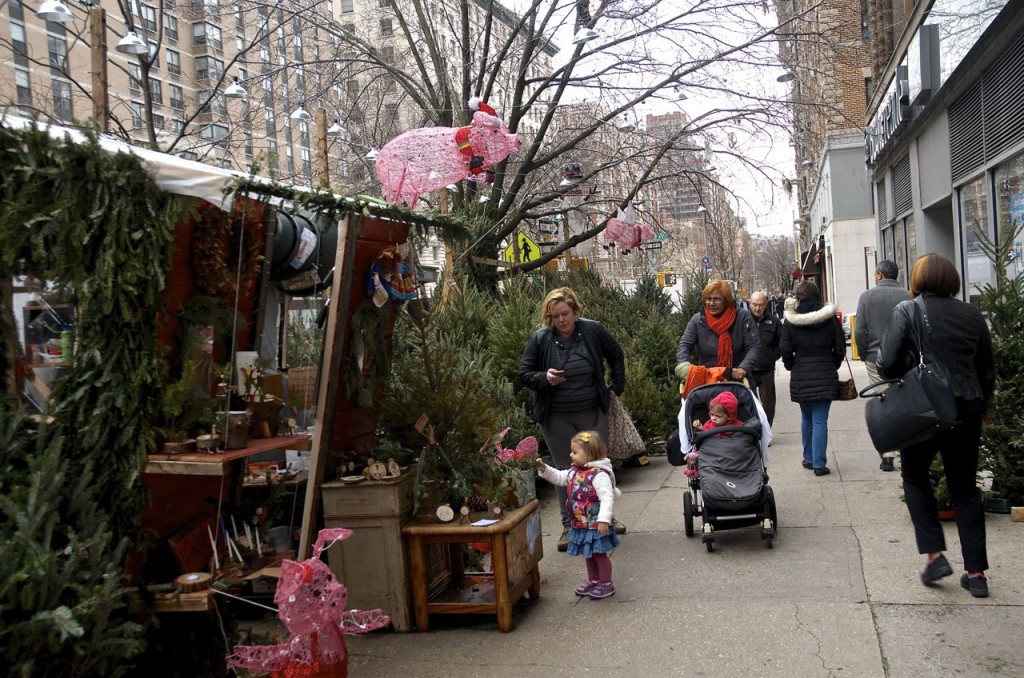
[316, 108, 330, 189]
[89, 8, 108, 132]
[297, 213, 354, 558]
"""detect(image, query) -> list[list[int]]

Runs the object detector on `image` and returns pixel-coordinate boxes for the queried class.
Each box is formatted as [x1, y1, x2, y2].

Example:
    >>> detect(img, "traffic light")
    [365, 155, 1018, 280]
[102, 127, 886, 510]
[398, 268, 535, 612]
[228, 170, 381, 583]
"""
[656, 272, 677, 287]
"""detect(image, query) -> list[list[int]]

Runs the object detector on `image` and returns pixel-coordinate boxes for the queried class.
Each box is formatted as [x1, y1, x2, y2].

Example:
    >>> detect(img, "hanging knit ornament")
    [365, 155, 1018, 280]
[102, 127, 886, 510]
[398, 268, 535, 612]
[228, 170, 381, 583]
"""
[226, 528, 390, 678]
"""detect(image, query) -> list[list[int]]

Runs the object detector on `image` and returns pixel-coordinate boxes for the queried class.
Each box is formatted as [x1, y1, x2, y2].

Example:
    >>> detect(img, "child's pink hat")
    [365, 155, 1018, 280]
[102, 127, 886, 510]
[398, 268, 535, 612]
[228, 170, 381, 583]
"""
[710, 391, 739, 418]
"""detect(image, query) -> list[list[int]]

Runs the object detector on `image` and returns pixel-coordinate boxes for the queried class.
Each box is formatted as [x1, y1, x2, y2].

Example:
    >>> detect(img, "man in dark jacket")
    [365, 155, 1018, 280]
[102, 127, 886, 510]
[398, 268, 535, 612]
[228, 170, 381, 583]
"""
[854, 260, 910, 471]
[748, 291, 782, 426]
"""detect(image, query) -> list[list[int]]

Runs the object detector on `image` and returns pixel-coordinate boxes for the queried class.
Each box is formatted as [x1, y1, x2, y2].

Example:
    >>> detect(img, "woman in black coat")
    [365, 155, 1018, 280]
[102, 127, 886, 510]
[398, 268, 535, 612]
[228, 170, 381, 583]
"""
[876, 253, 995, 597]
[520, 287, 625, 550]
[779, 281, 844, 476]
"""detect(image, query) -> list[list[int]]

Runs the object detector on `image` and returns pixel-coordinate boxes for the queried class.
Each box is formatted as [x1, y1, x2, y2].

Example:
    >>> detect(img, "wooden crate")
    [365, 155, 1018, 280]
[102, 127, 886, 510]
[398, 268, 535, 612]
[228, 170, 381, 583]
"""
[321, 469, 416, 631]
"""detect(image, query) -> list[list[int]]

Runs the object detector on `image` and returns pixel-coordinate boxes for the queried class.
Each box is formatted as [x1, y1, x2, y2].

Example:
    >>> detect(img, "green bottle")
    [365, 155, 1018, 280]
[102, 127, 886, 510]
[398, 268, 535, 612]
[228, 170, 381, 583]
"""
[61, 329, 72, 362]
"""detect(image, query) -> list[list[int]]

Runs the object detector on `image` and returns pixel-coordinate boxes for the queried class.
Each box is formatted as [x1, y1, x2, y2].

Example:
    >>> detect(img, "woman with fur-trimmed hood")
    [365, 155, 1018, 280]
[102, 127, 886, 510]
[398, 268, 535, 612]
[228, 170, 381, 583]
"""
[779, 281, 845, 476]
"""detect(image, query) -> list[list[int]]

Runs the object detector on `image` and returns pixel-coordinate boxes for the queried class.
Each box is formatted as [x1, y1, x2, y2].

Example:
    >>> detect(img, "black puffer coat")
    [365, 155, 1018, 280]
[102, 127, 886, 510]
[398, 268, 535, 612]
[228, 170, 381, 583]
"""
[779, 297, 845, 403]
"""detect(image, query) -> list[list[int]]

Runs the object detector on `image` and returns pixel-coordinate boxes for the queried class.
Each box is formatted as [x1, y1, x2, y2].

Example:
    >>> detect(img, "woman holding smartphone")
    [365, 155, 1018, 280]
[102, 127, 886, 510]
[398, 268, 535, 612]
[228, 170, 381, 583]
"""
[520, 287, 625, 551]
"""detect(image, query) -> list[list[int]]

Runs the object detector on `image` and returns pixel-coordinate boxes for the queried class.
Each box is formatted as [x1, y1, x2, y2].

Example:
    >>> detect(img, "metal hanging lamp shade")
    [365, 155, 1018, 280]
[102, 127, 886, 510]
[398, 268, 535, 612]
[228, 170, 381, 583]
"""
[36, 0, 73, 22]
[116, 30, 149, 55]
[223, 77, 248, 99]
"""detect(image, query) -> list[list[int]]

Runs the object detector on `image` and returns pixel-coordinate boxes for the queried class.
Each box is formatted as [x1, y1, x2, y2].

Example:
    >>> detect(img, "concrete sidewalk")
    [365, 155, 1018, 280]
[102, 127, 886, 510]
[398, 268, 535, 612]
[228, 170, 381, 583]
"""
[348, 360, 1024, 677]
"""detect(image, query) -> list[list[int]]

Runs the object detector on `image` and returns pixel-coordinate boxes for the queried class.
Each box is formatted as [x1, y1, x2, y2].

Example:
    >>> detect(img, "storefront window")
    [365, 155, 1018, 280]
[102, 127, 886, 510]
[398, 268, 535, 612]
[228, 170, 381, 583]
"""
[904, 215, 916, 286]
[881, 224, 894, 265]
[894, 221, 907, 287]
[960, 175, 991, 299]
[995, 151, 1024, 282]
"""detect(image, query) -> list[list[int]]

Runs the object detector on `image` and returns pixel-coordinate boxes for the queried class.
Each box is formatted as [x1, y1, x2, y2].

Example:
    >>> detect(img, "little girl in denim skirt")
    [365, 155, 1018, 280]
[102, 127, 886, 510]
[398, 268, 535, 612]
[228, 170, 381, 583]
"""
[537, 430, 621, 599]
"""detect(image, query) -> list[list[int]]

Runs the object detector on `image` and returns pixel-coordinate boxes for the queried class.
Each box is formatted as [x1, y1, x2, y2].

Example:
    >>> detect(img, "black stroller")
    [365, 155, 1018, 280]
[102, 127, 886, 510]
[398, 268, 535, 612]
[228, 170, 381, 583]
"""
[667, 382, 777, 551]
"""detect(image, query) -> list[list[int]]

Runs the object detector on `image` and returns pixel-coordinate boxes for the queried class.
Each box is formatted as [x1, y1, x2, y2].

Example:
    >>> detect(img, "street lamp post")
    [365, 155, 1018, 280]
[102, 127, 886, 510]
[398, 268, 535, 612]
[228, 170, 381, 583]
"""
[315, 108, 330, 188]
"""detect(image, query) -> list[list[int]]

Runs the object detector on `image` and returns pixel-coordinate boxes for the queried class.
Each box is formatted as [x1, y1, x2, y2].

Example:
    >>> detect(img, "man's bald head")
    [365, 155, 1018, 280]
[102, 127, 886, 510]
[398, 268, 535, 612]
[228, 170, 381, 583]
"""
[749, 291, 768, 318]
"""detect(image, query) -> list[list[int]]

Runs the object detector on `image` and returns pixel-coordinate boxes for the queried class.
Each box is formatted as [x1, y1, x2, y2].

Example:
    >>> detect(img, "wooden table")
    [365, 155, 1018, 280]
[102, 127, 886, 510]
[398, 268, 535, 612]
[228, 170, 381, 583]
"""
[402, 499, 542, 632]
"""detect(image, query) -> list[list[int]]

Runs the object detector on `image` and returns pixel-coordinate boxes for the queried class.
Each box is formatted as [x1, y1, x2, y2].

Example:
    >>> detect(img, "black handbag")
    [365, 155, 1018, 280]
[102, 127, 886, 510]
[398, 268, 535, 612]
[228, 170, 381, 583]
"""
[859, 297, 960, 453]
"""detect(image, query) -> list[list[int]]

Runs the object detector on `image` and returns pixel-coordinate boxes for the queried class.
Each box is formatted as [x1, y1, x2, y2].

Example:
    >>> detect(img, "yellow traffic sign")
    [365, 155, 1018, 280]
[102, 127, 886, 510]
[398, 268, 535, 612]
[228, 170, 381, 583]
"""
[503, 232, 542, 264]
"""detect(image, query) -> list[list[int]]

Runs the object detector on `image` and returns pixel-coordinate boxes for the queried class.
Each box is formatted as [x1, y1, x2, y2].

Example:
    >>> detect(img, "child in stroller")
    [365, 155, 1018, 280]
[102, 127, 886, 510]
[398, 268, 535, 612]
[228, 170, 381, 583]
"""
[668, 382, 777, 551]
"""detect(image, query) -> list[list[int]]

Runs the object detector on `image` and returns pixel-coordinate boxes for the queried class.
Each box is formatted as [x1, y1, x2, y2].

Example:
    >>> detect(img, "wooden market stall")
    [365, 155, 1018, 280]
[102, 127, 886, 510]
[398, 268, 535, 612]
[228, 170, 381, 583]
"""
[0, 115, 470, 615]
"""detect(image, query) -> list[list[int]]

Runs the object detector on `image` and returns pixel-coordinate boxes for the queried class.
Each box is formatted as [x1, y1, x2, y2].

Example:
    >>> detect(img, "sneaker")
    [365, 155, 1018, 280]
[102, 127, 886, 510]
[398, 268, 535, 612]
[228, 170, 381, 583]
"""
[587, 582, 616, 599]
[557, 529, 570, 552]
[802, 460, 813, 469]
[920, 554, 953, 585]
[813, 467, 831, 476]
[575, 580, 599, 596]
[612, 519, 627, 535]
[960, 573, 989, 598]
[880, 458, 895, 472]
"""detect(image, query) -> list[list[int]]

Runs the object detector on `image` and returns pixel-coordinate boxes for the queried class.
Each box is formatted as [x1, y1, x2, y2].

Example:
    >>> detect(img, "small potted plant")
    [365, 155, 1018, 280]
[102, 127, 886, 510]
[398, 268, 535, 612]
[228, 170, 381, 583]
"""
[930, 457, 956, 521]
[490, 428, 540, 508]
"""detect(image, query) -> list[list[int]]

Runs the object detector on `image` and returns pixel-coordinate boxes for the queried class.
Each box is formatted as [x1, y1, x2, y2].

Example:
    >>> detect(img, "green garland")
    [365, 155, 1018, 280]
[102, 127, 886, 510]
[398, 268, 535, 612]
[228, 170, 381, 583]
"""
[226, 175, 474, 241]
[0, 120, 183, 541]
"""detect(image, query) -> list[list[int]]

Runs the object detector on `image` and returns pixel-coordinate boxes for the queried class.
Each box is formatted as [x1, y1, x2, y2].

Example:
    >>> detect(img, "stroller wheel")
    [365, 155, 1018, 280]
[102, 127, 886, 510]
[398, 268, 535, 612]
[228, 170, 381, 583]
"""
[706, 539, 714, 553]
[765, 536, 773, 549]
[767, 486, 779, 530]
[683, 492, 694, 537]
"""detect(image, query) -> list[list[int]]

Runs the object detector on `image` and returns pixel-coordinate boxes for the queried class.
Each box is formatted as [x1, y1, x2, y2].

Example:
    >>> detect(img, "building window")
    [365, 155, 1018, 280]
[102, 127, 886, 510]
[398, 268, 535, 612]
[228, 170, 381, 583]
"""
[51, 80, 71, 120]
[149, 78, 163, 104]
[960, 174, 991, 299]
[235, 4, 243, 29]
[265, 109, 275, 136]
[15, 67, 31, 107]
[128, 63, 143, 94]
[340, 0, 354, 13]
[301, 147, 311, 179]
[131, 101, 145, 129]
[864, 78, 873, 109]
[299, 120, 309, 147]
[167, 49, 181, 75]
[346, 78, 359, 97]
[148, 41, 159, 68]
[169, 118, 183, 133]
[244, 133, 253, 158]
[170, 83, 184, 109]
[195, 56, 224, 81]
[193, 22, 222, 49]
[10, 22, 28, 67]
[140, 4, 157, 32]
[379, 18, 392, 36]
[47, 33, 67, 70]
[164, 14, 178, 41]
[198, 89, 226, 115]
[381, 46, 395, 65]
[341, 22, 355, 35]
[385, 102, 399, 124]
[152, 113, 165, 130]
[200, 123, 229, 146]
[993, 151, 1024, 278]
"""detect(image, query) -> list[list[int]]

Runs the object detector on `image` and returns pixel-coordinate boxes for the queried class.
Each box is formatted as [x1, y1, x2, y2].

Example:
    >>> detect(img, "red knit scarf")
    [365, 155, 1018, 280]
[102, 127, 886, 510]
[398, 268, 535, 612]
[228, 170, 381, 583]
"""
[705, 306, 736, 367]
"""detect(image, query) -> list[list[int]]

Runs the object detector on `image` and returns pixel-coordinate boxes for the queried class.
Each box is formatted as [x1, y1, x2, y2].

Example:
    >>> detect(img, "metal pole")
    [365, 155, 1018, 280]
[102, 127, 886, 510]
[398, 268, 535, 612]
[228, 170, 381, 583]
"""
[89, 8, 108, 132]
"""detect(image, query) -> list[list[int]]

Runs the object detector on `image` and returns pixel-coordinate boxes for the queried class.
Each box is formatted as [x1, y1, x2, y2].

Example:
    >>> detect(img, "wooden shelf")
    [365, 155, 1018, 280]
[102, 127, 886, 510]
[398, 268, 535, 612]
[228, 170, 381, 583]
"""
[25, 360, 69, 368]
[145, 434, 311, 476]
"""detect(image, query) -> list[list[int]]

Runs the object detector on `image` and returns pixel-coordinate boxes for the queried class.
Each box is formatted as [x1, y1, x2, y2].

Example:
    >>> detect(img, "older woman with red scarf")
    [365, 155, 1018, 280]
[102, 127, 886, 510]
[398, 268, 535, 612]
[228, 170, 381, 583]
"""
[675, 281, 761, 382]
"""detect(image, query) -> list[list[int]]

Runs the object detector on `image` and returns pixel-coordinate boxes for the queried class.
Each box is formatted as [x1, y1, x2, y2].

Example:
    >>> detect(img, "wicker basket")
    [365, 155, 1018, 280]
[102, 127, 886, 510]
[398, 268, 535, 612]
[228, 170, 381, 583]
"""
[287, 366, 319, 410]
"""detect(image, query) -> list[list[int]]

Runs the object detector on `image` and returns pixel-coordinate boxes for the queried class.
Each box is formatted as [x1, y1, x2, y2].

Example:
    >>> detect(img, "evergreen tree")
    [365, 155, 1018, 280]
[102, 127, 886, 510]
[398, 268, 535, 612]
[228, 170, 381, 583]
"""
[0, 412, 143, 677]
[977, 220, 1024, 502]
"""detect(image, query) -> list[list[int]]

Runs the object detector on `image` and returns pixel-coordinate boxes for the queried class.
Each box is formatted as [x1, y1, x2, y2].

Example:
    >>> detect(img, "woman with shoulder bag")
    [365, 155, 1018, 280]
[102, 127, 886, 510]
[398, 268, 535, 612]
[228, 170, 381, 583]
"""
[876, 253, 995, 597]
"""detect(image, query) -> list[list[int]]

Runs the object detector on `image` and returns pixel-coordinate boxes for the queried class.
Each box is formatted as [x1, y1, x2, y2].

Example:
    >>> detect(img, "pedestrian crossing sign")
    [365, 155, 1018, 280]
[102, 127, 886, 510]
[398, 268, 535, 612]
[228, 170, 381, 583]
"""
[503, 232, 542, 264]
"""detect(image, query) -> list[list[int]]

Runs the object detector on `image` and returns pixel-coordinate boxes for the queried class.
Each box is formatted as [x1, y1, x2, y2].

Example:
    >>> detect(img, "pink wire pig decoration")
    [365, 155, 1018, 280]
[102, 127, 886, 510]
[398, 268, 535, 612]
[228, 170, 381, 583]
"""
[604, 203, 654, 254]
[374, 98, 521, 209]
[227, 528, 389, 678]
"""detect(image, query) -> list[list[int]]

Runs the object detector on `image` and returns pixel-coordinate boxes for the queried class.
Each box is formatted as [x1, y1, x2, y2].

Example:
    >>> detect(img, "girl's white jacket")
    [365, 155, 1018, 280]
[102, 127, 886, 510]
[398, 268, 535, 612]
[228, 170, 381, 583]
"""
[538, 458, 621, 526]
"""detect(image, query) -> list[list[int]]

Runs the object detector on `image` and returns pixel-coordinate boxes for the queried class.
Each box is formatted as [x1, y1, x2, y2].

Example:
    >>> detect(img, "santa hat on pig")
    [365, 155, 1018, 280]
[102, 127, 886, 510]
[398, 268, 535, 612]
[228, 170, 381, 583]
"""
[468, 96, 501, 127]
